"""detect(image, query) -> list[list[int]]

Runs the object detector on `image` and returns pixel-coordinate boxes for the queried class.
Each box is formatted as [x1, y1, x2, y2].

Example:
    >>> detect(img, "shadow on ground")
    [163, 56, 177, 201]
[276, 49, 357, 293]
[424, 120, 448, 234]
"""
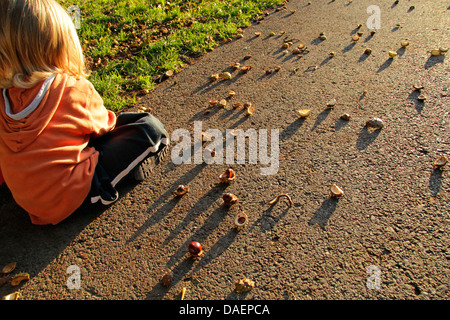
[145, 205, 238, 300]
[429, 169, 443, 197]
[308, 198, 340, 230]
[356, 126, 382, 150]
[127, 163, 209, 243]
[0, 179, 138, 297]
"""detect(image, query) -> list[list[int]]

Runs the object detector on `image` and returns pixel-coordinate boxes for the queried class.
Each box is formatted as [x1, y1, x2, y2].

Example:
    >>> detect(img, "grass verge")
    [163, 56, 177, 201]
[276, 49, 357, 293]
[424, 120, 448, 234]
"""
[58, 0, 286, 112]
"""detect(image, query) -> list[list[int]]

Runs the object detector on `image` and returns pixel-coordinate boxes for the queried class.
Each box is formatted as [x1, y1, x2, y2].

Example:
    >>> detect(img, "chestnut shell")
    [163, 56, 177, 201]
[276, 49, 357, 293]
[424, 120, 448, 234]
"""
[219, 168, 236, 183]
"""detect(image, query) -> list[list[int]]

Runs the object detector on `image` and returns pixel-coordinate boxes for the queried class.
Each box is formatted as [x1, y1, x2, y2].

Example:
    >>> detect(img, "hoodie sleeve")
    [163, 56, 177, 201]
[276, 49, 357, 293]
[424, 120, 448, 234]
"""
[85, 81, 116, 138]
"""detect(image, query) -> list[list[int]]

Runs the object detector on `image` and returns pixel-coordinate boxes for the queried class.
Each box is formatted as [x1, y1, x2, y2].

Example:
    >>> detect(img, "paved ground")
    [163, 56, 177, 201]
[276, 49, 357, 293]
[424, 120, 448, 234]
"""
[1, 0, 449, 301]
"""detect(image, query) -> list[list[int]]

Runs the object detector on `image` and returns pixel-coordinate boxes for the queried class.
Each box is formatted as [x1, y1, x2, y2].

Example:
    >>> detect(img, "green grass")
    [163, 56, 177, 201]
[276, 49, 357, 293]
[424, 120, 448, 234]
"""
[57, 0, 285, 112]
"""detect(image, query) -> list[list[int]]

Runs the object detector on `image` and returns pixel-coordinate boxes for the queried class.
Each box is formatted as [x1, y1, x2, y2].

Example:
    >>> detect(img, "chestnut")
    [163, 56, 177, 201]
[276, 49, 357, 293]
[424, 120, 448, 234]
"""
[221, 72, 232, 80]
[10, 272, 30, 286]
[245, 106, 254, 116]
[1, 262, 17, 274]
[240, 65, 253, 73]
[433, 155, 448, 170]
[234, 212, 248, 229]
[205, 148, 216, 158]
[2, 292, 22, 300]
[365, 117, 384, 129]
[417, 94, 427, 102]
[223, 193, 238, 206]
[232, 102, 242, 109]
[219, 168, 236, 183]
[161, 271, 173, 287]
[188, 241, 203, 257]
[173, 184, 189, 197]
[330, 184, 344, 198]
[326, 98, 337, 109]
[200, 131, 212, 143]
[235, 278, 255, 294]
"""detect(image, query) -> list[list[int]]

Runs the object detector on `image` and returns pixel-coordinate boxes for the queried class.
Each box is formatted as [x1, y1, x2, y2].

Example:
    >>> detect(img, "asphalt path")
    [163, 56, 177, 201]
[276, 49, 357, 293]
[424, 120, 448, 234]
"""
[1, 0, 449, 302]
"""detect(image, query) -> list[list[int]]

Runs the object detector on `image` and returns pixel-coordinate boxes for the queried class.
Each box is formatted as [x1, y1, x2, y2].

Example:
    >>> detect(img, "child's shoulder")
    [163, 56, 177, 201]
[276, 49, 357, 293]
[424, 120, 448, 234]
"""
[55, 73, 99, 106]
[59, 73, 93, 91]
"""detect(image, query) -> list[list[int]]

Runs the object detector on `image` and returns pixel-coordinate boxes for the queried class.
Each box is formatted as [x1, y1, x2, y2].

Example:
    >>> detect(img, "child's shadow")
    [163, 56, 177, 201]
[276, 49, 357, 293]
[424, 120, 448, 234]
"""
[0, 179, 137, 297]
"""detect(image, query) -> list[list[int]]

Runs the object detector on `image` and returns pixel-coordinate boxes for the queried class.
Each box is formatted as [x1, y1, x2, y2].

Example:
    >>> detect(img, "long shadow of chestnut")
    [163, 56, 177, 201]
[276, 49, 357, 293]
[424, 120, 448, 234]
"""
[311, 108, 332, 131]
[162, 183, 228, 247]
[429, 169, 443, 197]
[127, 163, 208, 243]
[377, 58, 394, 73]
[424, 55, 445, 70]
[342, 41, 356, 53]
[358, 52, 370, 63]
[145, 214, 238, 299]
[334, 118, 350, 131]
[356, 126, 381, 150]
[280, 118, 306, 141]
[308, 198, 339, 229]
[407, 90, 425, 114]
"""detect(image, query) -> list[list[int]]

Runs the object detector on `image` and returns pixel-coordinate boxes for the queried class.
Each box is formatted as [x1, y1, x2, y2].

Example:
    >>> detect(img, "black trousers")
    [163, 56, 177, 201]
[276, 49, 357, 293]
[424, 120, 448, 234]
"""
[87, 112, 169, 205]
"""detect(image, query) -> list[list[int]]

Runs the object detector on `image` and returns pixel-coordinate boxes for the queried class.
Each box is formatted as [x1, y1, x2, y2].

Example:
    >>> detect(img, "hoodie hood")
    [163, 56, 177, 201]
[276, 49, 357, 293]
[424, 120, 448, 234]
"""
[0, 74, 60, 152]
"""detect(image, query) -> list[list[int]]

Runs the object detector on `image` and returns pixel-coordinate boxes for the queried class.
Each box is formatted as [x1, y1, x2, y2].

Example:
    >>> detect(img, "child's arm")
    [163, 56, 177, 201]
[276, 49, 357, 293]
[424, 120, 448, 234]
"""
[85, 81, 117, 138]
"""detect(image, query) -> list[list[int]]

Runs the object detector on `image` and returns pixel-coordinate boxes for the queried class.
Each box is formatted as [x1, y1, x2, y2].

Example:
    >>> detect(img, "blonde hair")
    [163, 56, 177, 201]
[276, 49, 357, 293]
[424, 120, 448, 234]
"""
[0, 0, 89, 89]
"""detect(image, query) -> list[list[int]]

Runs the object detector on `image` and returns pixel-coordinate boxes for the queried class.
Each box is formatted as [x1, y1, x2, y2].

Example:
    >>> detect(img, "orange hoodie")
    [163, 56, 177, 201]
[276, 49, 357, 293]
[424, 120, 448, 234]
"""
[0, 73, 116, 225]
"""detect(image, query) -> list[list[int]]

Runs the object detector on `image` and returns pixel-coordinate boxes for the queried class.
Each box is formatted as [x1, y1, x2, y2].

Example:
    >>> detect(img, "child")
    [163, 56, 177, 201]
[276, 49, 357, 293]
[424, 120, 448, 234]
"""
[0, 0, 169, 225]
